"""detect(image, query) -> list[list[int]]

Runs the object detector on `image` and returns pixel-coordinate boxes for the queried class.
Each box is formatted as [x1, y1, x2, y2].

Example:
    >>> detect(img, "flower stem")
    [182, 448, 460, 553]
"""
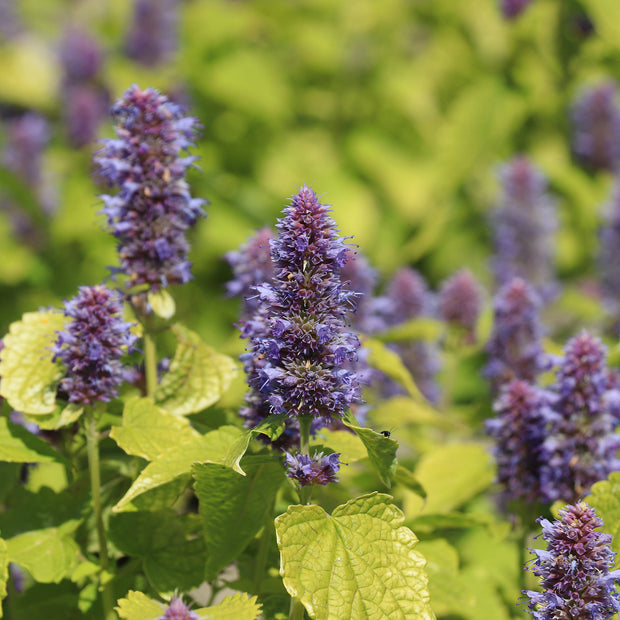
[288, 597, 306, 620]
[299, 415, 312, 456]
[143, 330, 158, 398]
[85, 404, 115, 620]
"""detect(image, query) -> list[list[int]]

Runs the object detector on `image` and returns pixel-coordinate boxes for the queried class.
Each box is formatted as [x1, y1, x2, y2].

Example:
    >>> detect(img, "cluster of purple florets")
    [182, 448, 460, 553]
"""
[158, 595, 198, 620]
[243, 186, 361, 421]
[53, 285, 137, 405]
[524, 502, 620, 619]
[487, 330, 620, 506]
[572, 81, 620, 171]
[285, 451, 341, 487]
[437, 268, 483, 343]
[492, 157, 556, 298]
[95, 85, 206, 290]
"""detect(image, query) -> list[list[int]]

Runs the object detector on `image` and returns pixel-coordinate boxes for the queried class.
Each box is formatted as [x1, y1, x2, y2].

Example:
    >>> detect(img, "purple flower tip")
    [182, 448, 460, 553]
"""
[53, 285, 137, 405]
[158, 595, 199, 620]
[500, 0, 533, 19]
[523, 502, 620, 619]
[285, 451, 341, 487]
[438, 268, 483, 341]
[94, 85, 206, 289]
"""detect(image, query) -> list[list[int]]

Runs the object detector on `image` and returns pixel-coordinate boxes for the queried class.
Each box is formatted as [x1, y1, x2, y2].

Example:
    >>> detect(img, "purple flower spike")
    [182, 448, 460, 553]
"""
[438, 268, 483, 342]
[285, 451, 341, 487]
[225, 228, 275, 320]
[158, 595, 198, 620]
[572, 82, 620, 171]
[500, 0, 533, 19]
[485, 380, 553, 507]
[492, 156, 556, 298]
[540, 332, 620, 503]
[523, 502, 620, 619]
[599, 178, 620, 329]
[243, 186, 361, 420]
[53, 285, 137, 405]
[484, 277, 547, 393]
[94, 85, 206, 290]
[126, 0, 178, 68]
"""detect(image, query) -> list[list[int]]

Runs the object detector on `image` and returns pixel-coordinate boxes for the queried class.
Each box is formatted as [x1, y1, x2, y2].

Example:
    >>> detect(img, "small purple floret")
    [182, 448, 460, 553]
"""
[158, 595, 198, 620]
[94, 85, 206, 289]
[285, 451, 341, 487]
[523, 502, 620, 619]
[53, 285, 137, 405]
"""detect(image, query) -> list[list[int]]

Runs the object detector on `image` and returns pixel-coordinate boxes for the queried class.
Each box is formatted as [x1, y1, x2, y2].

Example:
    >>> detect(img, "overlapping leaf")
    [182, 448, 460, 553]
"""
[275, 492, 434, 620]
[586, 472, 620, 558]
[0, 417, 65, 464]
[154, 325, 237, 415]
[0, 311, 67, 415]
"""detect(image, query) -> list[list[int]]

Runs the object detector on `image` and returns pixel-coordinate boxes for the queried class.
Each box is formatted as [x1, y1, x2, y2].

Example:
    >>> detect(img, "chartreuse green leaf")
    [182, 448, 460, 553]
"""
[114, 426, 248, 512]
[110, 397, 200, 461]
[154, 325, 237, 415]
[147, 288, 176, 320]
[364, 338, 424, 401]
[6, 523, 81, 583]
[580, 0, 620, 50]
[375, 318, 443, 343]
[109, 511, 206, 593]
[275, 492, 434, 620]
[310, 428, 368, 464]
[0, 535, 7, 615]
[342, 410, 398, 486]
[193, 455, 285, 580]
[0, 311, 67, 414]
[0, 417, 65, 464]
[370, 396, 455, 431]
[405, 443, 494, 516]
[116, 591, 261, 620]
[585, 472, 620, 558]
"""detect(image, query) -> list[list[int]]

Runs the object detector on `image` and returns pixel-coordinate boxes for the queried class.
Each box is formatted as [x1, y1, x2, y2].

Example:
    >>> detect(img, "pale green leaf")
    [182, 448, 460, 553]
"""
[342, 410, 398, 486]
[155, 325, 237, 415]
[0, 311, 67, 415]
[580, 0, 620, 50]
[110, 397, 200, 461]
[586, 472, 620, 558]
[7, 526, 80, 583]
[54, 404, 84, 428]
[193, 455, 285, 580]
[0, 417, 65, 464]
[114, 426, 247, 512]
[115, 591, 165, 620]
[370, 396, 456, 431]
[310, 428, 368, 464]
[375, 318, 443, 343]
[275, 492, 434, 620]
[364, 338, 423, 401]
[147, 289, 176, 320]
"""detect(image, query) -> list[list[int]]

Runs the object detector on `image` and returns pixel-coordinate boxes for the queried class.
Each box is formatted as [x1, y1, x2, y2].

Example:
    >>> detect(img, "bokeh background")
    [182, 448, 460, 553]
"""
[0, 0, 618, 348]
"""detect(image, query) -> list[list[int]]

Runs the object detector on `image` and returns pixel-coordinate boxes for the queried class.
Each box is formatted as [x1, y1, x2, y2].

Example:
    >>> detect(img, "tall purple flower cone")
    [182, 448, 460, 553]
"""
[539, 332, 620, 503]
[484, 277, 547, 393]
[126, 0, 178, 67]
[52, 285, 137, 405]
[94, 85, 206, 290]
[572, 81, 620, 171]
[438, 268, 483, 343]
[599, 178, 620, 331]
[492, 156, 556, 298]
[524, 502, 620, 619]
[243, 186, 361, 421]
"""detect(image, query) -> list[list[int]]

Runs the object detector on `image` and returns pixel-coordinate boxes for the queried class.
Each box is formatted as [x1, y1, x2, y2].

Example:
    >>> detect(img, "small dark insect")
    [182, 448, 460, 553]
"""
[380, 430, 391, 438]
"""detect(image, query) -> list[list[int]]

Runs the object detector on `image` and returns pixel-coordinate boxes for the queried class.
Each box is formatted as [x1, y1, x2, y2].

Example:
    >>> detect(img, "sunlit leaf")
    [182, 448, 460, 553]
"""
[585, 472, 620, 558]
[147, 289, 176, 320]
[276, 492, 434, 620]
[155, 325, 237, 415]
[0, 417, 65, 464]
[0, 536, 7, 615]
[0, 311, 67, 415]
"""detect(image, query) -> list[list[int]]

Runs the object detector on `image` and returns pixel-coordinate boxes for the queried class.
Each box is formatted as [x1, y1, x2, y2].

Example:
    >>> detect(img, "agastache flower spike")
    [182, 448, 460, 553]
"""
[245, 186, 361, 420]
[285, 451, 341, 487]
[492, 156, 556, 298]
[485, 380, 553, 507]
[126, 0, 178, 68]
[523, 502, 620, 619]
[572, 82, 620, 171]
[484, 277, 547, 393]
[438, 268, 483, 343]
[158, 595, 199, 620]
[94, 85, 206, 290]
[539, 332, 620, 503]
[599, 178, 620, 330]
[53, 285, 137, 405]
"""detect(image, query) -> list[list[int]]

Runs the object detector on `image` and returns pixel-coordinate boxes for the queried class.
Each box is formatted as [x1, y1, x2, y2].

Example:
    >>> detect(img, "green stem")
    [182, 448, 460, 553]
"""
[143, 331, 158, 399]
[517, 527, 527, 597]
[85, 405, 116, 620]
[252, 504, 275, 595]
[299, 415, 312, 456]
[288, 597, 306, 620]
